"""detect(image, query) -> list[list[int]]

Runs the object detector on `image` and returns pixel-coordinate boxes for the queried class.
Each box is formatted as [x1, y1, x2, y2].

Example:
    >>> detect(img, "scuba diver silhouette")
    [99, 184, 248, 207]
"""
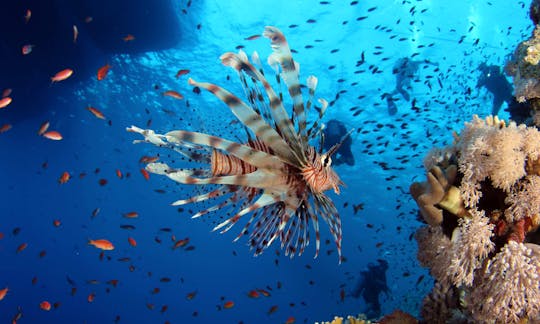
[322, 119, 355, 166]
[351, 259, 390, 319]
[384, 57, 438, 115]
[476, 62, 514, 115]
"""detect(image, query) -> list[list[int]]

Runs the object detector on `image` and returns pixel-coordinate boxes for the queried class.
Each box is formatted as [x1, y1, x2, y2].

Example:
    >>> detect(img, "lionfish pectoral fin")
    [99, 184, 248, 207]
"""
[212, 192, 279, 234]
[171, 187, 224, 206]
[126, 126, 168, 146]
[164, 130, 284, 171]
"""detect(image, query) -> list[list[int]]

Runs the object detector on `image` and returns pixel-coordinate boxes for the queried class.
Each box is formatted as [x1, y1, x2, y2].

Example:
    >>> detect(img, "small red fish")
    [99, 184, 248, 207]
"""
[51, 69, 73, 83]
[140, 168, 150, 180]
[139, 156, 159, 164]
[88, 239, 114, 251]
[223, 301, 234, 309]
[163, 90, 183, 100]
[42, 130, 63, 140]
[85, 16, 93, 23]
[97, 64, 111, 81]
[285, 317, 296, 324]
[0, 124, 12, 134]
[123, 34, 135, 42]
[40, 301, 51, 311]
[247, 290, 260, 298]
[175, 69, 190, 78]
[86, 106, 105, 119]
[267, 305, 278, 315]
[186, 291, 197, 300]
[16, 242, 28, 253]
[245, 34, 261, 41]
[172, 237, 189, 249]
[58, 171, 71, 184]
[123, 212, 139, 218]
[115, 169, 123, 179]
[0, 287, 8, 300]
[73, 25, 78, 43]
[53, 219, 61, 227]
[87, 292, 95, 303]
[24, 9, 31, 24]
[2, 88, 12, 98]
[37, 121, 50, 135]
[22, 44, 34, 55]
[0, 97, 12, 109]
[128, 237, 137, 247]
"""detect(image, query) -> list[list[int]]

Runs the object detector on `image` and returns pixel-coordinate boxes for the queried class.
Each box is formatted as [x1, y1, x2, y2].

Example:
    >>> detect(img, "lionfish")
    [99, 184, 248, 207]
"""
[127, 26, 348, 261]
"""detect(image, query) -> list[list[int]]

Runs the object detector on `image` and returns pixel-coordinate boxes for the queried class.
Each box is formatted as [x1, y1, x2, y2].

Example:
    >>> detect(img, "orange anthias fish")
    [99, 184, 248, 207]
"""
[175, 69, 190, 78]
[37, 121, 50, 135]
[40, 301, 51, 311]
[245, 34, 261, 41]
[42, 130, 63, 140]
[123, 211, 138, 218]
[223, 301, 234, 309]
[58, 171, 71, 184]
[162, 90, 183, 100]
[0, 124, 12, 134]
[123, 34, 135, 42]
[140, 168, 150, 180]
[73, 25, 78, 43]
[21, 44, 34, 55]
[128, 237, 137, 247]
[97, 64, 111, 81]
[86, 106, 105, 119]
[24, 9, 31, 24]
[51, 69, 73, 83]
[88, 239, 114, 251]
[0, 97, 12, 109]
[0, 287, 8, 301]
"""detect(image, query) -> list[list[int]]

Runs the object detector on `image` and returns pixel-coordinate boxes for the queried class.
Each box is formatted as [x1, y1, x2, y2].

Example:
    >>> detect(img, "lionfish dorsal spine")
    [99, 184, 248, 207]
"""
[220, 52, 305, 164]
[263, 26, 309, 154]
[186, 78, 299, 166]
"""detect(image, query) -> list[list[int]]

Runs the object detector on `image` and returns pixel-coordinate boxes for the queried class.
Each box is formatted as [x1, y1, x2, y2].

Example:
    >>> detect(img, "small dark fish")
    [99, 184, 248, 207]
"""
[367, 6, 377, 12]
[356, 16, 368, 21]
[120, 224, 136, 230]
[244, 34, 261, 41]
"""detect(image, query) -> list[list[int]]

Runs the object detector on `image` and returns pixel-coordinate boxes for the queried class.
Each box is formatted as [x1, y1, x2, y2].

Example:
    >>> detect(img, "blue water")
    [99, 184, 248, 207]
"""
[0, 0, 532, 323]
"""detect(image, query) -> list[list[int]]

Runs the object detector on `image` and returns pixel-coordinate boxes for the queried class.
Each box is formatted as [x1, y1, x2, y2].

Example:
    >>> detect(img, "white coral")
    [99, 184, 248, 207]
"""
[467, 241, 540, 323]
[456, 116, 532, 207]
[446, 210, 494, 287]
[505, 175, 540, 222]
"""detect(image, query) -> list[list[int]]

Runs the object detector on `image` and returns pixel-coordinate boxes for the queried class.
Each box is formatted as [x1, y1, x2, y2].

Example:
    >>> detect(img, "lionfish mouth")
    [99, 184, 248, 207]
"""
[127, 26, 345, 262]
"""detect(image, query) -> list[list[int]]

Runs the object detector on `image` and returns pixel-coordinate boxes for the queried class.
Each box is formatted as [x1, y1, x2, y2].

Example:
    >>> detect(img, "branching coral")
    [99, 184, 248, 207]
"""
[410, 115, 540, 323]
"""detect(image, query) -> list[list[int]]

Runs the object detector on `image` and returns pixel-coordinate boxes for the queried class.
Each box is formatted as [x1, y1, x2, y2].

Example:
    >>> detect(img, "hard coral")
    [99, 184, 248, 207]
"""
[411, 115, 540, 323]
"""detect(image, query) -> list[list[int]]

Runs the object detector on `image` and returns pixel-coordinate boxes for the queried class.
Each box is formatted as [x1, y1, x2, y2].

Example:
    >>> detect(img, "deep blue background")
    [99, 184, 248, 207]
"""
[0, 0, 532, 323]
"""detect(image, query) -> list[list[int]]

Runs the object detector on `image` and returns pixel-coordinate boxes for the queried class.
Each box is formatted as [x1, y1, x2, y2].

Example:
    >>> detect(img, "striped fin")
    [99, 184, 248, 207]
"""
[213, 192, 280, 233]
[187, 78, 298, 166]
[164, 130, 284, 171]
[220, 52, 302, 161]
[314, 194, 342, 262]
[263, 26, 308, 146]
[171, 187, 224, 206]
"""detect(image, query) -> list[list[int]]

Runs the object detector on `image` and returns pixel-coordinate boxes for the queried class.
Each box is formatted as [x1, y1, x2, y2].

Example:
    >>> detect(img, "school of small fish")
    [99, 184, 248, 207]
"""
[0, 0, 531, 323]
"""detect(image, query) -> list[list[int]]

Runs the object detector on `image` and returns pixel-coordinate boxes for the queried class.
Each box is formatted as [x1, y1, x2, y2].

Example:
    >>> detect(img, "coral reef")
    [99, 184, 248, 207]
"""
[411, 115, 540, 323]
[315, 315, 371, 324]
[505, 0, 540, 125]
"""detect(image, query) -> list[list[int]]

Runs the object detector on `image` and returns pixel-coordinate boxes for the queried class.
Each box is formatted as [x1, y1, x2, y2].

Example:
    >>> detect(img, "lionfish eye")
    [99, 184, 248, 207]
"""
[321, 154, 331, 167]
